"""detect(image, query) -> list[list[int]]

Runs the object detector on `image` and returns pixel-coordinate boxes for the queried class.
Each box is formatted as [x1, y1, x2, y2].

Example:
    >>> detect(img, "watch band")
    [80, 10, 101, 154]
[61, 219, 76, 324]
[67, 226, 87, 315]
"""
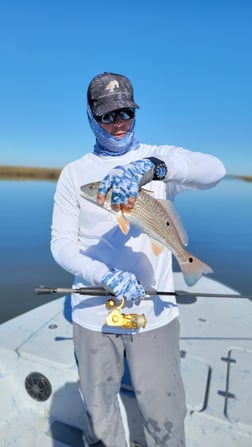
[145, 157, 168, 180]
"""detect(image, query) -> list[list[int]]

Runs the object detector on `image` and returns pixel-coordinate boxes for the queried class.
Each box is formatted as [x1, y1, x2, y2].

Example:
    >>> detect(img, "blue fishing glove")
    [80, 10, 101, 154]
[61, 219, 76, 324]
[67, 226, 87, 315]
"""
[98, 159, 154, 206]
[101, 268, 145, 301]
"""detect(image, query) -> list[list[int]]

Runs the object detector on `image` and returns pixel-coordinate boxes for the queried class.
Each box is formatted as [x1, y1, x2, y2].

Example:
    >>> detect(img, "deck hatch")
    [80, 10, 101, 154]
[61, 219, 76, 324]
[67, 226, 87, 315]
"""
[181, 355, 211, 411]
[225, 348, 252, 425]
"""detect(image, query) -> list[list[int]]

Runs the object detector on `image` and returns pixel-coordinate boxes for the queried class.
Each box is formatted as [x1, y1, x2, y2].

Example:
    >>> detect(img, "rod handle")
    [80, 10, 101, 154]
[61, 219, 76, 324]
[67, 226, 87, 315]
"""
[34, 287, 56, 295]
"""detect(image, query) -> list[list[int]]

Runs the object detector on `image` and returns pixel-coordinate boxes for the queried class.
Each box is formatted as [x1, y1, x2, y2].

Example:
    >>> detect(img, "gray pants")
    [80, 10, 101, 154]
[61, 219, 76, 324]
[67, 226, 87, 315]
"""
[73, 318, 186, 447]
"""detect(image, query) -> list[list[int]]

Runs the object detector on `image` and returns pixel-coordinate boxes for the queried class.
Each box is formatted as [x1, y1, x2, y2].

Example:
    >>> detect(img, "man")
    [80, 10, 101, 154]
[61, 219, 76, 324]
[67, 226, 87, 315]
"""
[51, 72, 225, 447]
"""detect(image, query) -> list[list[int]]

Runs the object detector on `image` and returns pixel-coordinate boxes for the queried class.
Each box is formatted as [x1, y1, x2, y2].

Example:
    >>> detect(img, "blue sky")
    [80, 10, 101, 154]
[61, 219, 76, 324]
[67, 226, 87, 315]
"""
[0, 0, 251, 174]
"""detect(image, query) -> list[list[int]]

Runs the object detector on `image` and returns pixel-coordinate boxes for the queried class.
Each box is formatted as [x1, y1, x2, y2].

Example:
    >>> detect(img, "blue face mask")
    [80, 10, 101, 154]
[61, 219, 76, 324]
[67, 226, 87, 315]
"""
[87, 106, 140, 156]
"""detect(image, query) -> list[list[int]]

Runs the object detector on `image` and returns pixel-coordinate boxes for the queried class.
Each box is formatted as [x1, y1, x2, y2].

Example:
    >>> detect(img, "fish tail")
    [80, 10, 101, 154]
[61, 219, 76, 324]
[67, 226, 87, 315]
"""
[179, 254, 213, 287]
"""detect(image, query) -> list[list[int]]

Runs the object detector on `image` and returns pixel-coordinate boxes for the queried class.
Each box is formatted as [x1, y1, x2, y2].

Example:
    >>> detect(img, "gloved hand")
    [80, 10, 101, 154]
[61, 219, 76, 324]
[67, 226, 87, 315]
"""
[97, 159, 154, 210]
[101, 268, 145, 301]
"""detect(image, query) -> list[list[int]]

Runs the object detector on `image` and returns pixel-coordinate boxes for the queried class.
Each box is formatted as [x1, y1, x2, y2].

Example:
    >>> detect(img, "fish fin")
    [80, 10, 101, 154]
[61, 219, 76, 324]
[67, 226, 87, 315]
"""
[150, 239, 164, 256]
[179, 253, 213, 287]
[157, 199, 188, 246]
[116, 215, 130, 235]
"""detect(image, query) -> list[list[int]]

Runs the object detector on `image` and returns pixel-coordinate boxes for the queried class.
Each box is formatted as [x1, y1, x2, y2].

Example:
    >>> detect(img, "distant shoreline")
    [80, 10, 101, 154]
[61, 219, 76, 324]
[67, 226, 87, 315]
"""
[0, 165, 61, 181]
[0, 165, 252, 182]
[225, 174, 252, 182]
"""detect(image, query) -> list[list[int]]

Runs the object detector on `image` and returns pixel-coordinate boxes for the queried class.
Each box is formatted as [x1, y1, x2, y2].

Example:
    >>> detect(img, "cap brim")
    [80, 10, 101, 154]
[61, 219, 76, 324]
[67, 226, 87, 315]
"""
[94, 100, 140, 116]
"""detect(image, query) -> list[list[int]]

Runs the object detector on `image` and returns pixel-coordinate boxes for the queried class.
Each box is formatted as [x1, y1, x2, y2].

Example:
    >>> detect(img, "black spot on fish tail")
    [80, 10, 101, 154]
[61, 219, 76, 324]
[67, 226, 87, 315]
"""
[180, 254, 213, 286]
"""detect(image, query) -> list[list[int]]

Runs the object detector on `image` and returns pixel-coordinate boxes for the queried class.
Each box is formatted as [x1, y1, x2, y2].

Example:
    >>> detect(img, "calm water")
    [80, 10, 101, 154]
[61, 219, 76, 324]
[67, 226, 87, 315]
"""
[0, 178, 251, 324]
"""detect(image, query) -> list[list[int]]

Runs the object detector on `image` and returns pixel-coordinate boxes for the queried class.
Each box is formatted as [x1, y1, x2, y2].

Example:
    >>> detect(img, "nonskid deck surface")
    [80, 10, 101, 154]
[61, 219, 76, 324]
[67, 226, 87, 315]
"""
[0, 273, 251, 447]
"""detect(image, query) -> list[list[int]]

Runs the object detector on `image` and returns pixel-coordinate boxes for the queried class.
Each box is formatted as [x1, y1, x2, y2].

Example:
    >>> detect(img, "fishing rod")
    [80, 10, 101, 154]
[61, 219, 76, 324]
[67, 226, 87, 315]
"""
[34, 286, 252, 300]
[34, 285, 252, 330]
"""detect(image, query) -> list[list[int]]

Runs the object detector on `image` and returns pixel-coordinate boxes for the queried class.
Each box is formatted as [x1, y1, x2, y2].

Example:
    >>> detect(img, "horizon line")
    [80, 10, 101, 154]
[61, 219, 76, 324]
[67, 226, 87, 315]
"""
[0, 165, 252, 183]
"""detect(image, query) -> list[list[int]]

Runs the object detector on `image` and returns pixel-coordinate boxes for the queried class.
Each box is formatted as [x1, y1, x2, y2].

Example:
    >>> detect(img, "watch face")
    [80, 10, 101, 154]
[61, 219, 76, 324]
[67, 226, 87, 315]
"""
[156, 164, 167, 179]
[145, 157, 167, 180]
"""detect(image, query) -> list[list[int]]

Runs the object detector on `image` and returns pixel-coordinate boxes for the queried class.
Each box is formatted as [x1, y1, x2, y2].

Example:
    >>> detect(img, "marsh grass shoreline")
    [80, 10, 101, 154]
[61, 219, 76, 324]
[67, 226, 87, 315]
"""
[0, 165, 61, 181]
[225, 174, 252, 182]
[0, 165, 252, 182]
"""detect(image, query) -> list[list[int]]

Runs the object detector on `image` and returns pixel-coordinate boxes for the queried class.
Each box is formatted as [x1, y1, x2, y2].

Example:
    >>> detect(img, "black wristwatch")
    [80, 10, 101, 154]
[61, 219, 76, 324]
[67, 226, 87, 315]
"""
[146, 157, 168, 180]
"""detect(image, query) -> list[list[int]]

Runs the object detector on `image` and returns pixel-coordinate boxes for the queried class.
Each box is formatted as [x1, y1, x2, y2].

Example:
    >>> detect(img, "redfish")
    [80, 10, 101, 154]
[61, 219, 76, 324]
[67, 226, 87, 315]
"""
[80, 182, 213, 287]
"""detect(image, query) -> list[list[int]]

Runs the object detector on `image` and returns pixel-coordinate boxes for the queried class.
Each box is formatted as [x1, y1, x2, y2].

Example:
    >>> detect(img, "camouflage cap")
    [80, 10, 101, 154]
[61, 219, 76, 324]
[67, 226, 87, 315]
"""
[87, 72, 140, 116]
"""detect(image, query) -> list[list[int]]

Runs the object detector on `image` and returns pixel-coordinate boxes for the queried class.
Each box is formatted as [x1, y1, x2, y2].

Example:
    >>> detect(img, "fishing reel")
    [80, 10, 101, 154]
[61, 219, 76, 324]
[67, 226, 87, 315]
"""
[105, 297, 147, 330]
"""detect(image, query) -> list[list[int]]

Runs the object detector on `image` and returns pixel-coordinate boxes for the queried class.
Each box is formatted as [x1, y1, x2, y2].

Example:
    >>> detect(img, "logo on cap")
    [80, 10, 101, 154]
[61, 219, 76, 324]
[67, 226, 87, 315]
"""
[106, 80, 119, 93]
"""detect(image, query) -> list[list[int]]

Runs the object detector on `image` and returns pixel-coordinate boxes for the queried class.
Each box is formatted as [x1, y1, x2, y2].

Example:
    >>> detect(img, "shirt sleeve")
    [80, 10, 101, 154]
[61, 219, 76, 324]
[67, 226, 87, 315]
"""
[153, 145, 226, 188]
[50, 165, 109, 285]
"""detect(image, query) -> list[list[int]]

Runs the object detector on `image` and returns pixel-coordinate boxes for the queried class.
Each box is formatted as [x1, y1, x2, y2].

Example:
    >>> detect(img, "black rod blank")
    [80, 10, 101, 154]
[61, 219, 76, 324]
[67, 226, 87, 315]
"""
[34, 286, 252, 300]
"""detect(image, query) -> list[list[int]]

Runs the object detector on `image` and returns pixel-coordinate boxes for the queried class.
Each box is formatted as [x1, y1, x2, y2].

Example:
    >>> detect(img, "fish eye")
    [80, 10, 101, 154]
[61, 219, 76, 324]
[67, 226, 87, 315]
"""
[189, 257, 193, 263]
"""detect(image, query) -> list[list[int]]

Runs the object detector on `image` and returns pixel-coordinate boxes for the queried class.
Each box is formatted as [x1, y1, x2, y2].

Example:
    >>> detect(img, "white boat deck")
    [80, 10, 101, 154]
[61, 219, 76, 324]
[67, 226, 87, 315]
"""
[0, 273, 251, 446]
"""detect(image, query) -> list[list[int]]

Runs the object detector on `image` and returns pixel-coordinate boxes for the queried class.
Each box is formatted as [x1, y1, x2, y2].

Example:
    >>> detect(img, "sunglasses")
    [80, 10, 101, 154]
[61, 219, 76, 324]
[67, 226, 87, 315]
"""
[95, 108, 135, 124]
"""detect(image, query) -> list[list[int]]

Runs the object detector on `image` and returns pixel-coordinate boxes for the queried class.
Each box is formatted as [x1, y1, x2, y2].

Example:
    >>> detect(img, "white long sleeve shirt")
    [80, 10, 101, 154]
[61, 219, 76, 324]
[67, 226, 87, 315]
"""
[51, 143, 225, 333]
